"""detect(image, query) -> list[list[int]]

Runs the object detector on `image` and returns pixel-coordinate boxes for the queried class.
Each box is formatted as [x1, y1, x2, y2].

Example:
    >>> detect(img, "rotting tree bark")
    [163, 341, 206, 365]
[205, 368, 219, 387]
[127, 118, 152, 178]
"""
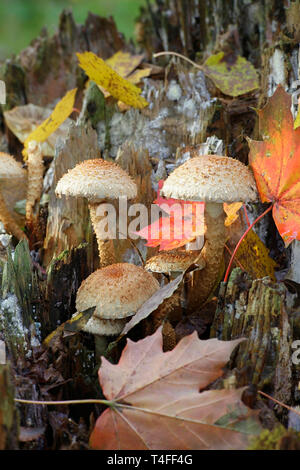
[0, 1, 299, 449]
[211, 268, 293, 412]
[43, 122, 98, 267]
[0, 364, 18, 450]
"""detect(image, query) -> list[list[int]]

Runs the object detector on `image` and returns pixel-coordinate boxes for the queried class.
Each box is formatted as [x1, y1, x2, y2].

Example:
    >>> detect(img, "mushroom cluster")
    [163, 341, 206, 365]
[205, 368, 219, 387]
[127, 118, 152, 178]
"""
[56, 158, 162, 337]
[161, 154, 258, 308]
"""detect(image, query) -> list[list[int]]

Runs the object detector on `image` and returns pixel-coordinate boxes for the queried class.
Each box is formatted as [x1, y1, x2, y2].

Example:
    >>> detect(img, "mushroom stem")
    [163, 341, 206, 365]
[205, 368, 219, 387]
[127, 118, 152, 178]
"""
[187, 202, 225, 312]
[88, 202, 116, 267]
[0, 188, 27, 240]
[25, 141, 44, 227]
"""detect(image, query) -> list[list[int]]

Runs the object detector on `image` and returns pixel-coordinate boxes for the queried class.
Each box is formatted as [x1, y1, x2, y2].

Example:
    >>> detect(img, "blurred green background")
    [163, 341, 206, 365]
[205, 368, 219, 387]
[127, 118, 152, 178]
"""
[0, 0, 149, 60]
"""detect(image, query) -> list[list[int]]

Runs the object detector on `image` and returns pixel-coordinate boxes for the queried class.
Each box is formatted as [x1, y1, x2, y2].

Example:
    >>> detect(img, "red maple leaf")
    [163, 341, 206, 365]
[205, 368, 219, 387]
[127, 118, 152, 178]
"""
[248, 85, 300, 246]
[135, 180, 205, 250]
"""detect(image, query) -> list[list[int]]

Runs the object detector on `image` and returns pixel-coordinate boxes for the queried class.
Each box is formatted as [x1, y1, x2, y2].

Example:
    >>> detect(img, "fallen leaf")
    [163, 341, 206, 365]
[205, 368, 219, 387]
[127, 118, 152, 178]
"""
[294, 96, 300, 129]
[105, 51, 144, 78]
[22, 88, 77, 160]
[77, 51, 148, 109]
[43, 307, 95, 347]
[122, 270, 188, 335]
[90, 328, 261, 450]
[136, 180, 205, 251]
[236, 229, 277, 281]
[248, 85, 300, 246]
[4, 104, 71, 156]
[203, 52, 259, 97]
[224, 202, 243, 226]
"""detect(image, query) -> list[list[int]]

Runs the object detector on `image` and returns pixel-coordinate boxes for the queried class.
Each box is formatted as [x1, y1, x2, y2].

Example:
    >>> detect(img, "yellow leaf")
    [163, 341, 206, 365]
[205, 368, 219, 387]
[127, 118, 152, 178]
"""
[236, 229, 277, 281]
[43, 308, 95, 347]
[294, 97, 300, 129]
[203, 52, 259, 97]
[106, 51, 144, 78]
[224, 202, 243, 226]
[22, 88, 77, 160]
[77, 51, 148, 110]
[127, 68, 152, 85]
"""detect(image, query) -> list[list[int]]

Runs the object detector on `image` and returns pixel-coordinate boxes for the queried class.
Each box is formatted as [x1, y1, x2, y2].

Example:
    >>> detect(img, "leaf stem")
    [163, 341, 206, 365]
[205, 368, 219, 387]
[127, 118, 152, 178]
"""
[15, 398, 114, 407]
[258, 390, 300, 418]
[223, 204, 273, 283]
[243, 204, 250, 227]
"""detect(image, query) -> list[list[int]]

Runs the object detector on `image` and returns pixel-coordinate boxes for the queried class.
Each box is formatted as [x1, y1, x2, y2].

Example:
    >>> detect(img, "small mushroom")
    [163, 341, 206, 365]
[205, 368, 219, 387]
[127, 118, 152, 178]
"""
[0, 152, 27, 241]
[145, 249, 206, 328]
[145, 249, 205, 277]
[161, 154, 258, 307]
[56, 159, 137, 267]
[75, 263, 160, 336]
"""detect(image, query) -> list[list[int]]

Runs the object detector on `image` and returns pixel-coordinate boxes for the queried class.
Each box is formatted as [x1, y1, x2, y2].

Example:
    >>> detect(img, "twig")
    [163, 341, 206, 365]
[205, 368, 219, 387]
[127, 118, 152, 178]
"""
[258, 390, 300, 418]
[153, 51, 204, 72]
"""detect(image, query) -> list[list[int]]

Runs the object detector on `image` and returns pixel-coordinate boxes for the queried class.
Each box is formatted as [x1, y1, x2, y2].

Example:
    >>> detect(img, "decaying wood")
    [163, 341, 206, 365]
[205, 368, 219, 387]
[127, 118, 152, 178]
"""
[0, 364, 19, 450]
[43, 123, 98, 267]
[116, 141, 155, 208]
[211, 268, 293, 410]
[0, 0, 299, 449]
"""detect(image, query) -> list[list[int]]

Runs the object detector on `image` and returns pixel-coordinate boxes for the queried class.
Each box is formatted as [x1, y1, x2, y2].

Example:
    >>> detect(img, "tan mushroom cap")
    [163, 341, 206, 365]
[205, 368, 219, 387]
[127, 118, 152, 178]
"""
[55, 158, 137, 202]
[0, 152, 26, 180]
[161, 155, 258, 203]
[76, 263, 160, 320]
[82, 315, 127, 336]
[145, 250, 205, 273]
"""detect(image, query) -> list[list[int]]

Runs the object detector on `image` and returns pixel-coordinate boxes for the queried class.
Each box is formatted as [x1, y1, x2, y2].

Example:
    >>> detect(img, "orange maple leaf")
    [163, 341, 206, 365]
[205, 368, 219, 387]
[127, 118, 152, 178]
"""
[248, 85, 300, 246]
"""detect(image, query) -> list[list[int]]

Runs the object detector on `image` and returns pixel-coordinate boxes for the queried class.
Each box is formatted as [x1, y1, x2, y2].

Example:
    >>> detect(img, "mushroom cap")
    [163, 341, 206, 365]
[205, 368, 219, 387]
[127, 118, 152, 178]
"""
[55, 159, 137, 202]
[161, 155, 258, 203]
[0, 152, 26, 180]
[82, 315, 127, 336]
[76, 263, 160, 319]
[145, 250, 205, 273]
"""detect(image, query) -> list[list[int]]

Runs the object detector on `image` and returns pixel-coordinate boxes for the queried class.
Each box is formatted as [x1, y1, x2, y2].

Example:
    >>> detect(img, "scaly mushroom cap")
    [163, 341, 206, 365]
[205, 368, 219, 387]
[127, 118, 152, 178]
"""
[0, 152, 26, 180]
[161, 155, 258, 203]
[76, 263, 160, 319]
[82, 315, 127, 336]
[55, 158, 137, 202]
[145, 250, 205, 273]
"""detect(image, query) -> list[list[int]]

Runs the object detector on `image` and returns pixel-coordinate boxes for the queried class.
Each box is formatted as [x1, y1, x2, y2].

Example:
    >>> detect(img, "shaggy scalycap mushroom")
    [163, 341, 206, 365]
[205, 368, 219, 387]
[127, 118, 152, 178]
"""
[0, 152, 27, 240]
[56, 159, 137, 267]
[161, 155, 258, 308]
[145, 249, 205, 275]
[76, 263, 160, 335]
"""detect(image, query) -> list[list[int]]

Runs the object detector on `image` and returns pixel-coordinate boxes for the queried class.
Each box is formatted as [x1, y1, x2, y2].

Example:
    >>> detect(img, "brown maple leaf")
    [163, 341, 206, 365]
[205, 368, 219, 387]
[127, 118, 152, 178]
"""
[90, 328, 261, 450]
